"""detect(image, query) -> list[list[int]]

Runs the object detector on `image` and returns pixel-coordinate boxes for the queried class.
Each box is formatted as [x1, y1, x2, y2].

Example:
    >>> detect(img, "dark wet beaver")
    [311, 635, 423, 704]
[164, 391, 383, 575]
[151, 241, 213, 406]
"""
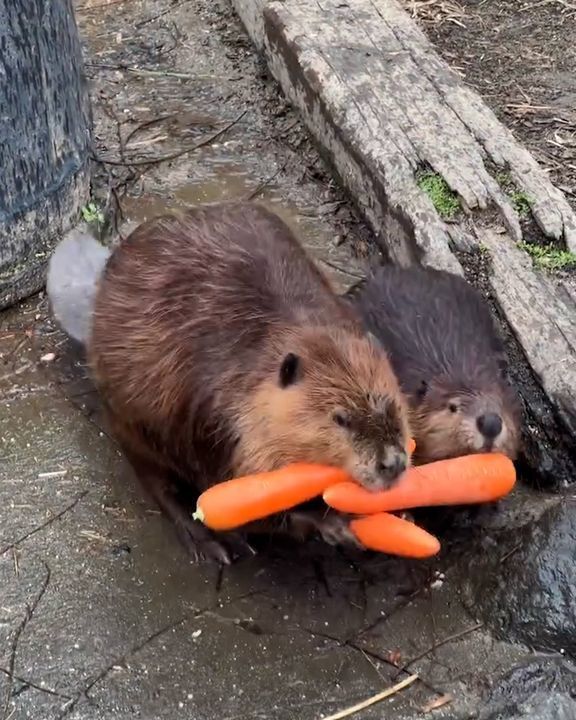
[48, 202, 410, 562]
[349, 265, 522, 465]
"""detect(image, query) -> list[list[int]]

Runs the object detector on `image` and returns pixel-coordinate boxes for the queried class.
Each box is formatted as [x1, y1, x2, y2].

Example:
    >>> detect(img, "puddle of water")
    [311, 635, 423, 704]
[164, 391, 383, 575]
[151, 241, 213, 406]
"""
[122, 165, 310, 227]
[120, 165, 363, 290]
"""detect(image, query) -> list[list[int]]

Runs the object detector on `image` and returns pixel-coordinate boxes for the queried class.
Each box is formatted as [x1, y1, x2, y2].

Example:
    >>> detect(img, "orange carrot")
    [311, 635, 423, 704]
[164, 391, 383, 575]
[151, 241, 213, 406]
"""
[407, 437, 416, 454]
[194, 463, 350, 530]
[350, 513, 440, 558]
[324, 453, 516, 515]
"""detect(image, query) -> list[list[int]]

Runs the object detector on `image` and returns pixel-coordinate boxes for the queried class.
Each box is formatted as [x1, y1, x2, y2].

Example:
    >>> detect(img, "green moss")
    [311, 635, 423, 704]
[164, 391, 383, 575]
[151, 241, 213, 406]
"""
[417, 172, 460, 219]
[495, 172, 533, 218]
[510, 191, 532, 218]
[81, 202, 104, 227]
[496, 171, 512, 188]
[519, 242, 576, 271]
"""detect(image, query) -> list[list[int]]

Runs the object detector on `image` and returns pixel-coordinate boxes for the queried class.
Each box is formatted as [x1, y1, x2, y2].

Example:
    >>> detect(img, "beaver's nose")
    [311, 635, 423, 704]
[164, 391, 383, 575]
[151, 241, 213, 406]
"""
[378, 448, 408, 481]
[477, 413, 503, 441]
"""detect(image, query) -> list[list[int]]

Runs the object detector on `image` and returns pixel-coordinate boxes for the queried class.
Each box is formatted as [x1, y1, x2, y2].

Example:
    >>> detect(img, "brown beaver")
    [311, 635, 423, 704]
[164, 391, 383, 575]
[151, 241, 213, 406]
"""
[349, 265, 521, 465]
[47, 202, 410, 563]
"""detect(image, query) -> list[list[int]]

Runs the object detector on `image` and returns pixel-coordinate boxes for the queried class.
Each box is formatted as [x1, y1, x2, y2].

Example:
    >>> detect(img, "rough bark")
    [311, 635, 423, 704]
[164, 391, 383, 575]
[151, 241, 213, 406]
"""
[0, 0, 91, 310]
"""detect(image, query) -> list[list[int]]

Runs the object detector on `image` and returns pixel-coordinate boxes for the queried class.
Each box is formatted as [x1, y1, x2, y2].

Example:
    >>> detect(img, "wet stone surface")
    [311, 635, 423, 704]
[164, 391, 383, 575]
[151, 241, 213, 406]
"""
[1, 0, 575, 718]
[463, 498, 576, 657]
[479, 657, 576, 719]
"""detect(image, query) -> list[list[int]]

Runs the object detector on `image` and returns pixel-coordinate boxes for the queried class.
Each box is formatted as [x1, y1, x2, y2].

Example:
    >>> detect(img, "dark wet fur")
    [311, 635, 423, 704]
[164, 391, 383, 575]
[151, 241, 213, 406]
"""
[351, 266, 508, 394]
[349, 265, 522, 460]
[85, 203, 408, 562]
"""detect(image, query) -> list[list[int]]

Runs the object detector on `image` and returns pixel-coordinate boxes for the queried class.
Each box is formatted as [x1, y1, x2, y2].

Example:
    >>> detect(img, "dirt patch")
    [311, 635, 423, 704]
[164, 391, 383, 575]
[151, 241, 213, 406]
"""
[76, 0, 380, 288]
[406, 0, 576, 210]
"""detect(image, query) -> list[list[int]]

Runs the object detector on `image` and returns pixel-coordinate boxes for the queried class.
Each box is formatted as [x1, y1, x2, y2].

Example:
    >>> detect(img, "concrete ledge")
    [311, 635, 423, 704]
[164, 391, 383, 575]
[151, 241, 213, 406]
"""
[232, 0, 576, 483]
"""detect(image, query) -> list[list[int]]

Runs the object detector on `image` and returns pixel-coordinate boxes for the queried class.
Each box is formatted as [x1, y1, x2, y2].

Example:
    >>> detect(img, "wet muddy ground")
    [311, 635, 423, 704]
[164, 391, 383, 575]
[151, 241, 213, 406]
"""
[1, 0, 576, 718]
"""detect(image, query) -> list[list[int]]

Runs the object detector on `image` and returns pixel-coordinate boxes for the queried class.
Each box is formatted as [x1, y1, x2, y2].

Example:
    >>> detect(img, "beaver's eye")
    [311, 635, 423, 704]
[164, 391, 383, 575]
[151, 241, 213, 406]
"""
[448, 402, 459, 414]
[333, 411, 351, 428]
[279, 353, 300, 388]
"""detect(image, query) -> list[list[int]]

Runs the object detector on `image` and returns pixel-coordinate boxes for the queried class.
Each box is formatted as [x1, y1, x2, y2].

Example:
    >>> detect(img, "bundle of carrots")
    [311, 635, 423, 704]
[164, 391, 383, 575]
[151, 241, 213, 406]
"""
[193, 443, 516, 559]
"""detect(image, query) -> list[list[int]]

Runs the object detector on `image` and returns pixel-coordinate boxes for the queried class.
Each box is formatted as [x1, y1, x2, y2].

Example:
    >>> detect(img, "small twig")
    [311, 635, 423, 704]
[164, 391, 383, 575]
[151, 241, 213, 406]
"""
[85, 62, 234, 81]
[244, 162, 288, 201]
[99, 95, 127, 163]
[37, 470, 68, 479]
[95, 110, 247, 167]
[522, 0, 576, 10]
[2, 564, 51, 720]
[421, 692, 454, 713]
[278, 119, 300, 137]
[499, 543, 522, 563]
[505, 103, 553, 112]
[1, 336, 28, 366]
[111, 185, 126, 241]
[0, 492, 88, 557]
[360, 649, 387, 683]
[0, 362, 33, 384]
[317, 200, 347, 216]
[124, 114, 175, 146]
[318, 257, 365, 280]
[135, 0, 188, 27]
[394, 622, 484, 677]
[320, 673, 419, 720]
[77, 0, 131, 10]
[126, 134, 168, 149]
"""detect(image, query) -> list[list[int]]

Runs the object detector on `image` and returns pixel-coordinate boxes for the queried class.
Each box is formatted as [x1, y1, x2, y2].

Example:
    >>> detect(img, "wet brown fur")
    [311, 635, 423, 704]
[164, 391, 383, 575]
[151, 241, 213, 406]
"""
[350, 265, 522, 464]
[88, 203, 410, 559]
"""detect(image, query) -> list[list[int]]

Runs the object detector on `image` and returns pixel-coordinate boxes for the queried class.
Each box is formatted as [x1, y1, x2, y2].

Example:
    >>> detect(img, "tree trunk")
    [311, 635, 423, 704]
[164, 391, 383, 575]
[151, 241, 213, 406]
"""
[0, 0, 91, 310]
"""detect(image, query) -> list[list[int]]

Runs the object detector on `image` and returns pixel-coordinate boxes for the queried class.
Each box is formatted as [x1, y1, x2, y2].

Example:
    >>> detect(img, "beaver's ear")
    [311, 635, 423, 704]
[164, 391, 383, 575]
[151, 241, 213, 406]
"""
[415, 379, 429, 400]
[279, 352, 301, 388]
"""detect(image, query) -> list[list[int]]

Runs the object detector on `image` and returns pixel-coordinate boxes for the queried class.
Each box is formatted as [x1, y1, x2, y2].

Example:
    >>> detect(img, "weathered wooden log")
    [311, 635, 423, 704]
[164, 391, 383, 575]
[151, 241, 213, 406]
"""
[0, 0, 91, 310]
[232, 0, 576, 484]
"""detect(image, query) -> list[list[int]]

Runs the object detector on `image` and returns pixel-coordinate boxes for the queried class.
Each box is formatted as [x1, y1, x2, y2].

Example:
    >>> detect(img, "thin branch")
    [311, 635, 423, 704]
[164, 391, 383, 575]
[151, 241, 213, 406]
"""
[318, 257, 365, 280]
[124, 114, 176, 146]
[135, 0, 189, 27]
[321, 673, 419, 720]
[77, 0, 132, 10]
[85, 62, 230, 81]
[244, 162, 288, 201]
[94, 110, 247, 167]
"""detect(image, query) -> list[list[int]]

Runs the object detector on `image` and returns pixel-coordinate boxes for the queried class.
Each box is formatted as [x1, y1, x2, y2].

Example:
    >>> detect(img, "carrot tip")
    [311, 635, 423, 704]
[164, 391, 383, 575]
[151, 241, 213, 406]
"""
[192, 507, 205, 523]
